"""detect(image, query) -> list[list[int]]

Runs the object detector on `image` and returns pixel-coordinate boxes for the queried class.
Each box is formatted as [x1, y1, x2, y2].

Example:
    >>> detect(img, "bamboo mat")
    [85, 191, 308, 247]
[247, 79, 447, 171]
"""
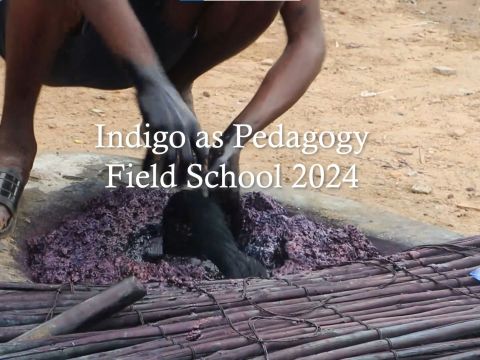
[1, 236, 480, 359]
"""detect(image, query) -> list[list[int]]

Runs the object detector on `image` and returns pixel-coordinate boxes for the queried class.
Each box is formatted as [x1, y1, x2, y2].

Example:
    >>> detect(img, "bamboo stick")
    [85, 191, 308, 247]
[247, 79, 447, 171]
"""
[9, 277, 146, 342]
[201, 311, 480, 360]
[343, 338, 480, 359]
[296, 318, 480, 360]
[0, 283, 104, 292]
[434, 349, 480, 360]
[244, 315, 480, 360]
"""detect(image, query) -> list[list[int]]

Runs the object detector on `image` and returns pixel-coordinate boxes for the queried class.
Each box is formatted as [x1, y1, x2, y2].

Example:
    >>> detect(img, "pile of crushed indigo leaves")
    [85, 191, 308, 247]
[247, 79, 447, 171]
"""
[27, 188, 380, 286]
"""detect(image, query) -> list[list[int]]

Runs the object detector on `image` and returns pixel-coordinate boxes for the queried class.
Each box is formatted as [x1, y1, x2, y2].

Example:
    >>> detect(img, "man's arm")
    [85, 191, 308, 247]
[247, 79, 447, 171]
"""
[209, 0, 325, 170]
[224, 0, 325, 144]
[78, 0, 206, 179]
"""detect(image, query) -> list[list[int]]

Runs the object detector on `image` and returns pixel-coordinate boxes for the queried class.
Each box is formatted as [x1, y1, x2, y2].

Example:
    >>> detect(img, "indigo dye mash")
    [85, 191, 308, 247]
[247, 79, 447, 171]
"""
[27, 188, 379, 285]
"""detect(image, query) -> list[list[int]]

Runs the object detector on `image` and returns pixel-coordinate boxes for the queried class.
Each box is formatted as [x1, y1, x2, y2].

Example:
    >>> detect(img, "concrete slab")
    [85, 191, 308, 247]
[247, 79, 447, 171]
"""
[0, 152, 464, 282]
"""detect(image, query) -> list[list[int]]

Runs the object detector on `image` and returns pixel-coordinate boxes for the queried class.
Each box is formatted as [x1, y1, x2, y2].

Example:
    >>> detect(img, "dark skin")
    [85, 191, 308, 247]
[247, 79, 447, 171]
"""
[0, 0, 325, 230]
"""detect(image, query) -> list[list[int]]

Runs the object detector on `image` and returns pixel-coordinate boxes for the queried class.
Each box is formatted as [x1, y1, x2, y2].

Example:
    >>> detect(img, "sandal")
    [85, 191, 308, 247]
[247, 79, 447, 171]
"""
[0, 169, 25, 238]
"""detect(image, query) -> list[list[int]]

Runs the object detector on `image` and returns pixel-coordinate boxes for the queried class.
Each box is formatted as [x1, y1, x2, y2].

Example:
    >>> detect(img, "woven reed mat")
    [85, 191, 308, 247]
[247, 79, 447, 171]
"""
[1, 235, 480, 359]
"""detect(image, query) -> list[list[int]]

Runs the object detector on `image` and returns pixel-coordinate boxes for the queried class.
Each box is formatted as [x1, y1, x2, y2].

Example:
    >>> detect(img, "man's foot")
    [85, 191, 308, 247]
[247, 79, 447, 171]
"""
[0, 135, 36, 236]
[0, 206, 11, 232]
[0, 168, 25, 237]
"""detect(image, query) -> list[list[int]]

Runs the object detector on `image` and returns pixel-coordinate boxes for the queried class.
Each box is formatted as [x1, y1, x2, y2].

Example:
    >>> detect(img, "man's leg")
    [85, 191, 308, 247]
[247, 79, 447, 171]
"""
[167, 1, 283, 129]
[0, 0, 82, 230]
[168, 2, 283, 92]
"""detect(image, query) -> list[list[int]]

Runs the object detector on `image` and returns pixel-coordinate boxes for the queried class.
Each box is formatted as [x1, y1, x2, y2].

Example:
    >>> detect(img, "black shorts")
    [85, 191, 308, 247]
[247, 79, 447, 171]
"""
[0, 0, 194, 89]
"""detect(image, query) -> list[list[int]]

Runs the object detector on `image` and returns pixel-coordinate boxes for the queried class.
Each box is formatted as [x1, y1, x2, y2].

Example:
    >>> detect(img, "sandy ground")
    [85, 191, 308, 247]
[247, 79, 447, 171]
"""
[1, 0, 479, 235]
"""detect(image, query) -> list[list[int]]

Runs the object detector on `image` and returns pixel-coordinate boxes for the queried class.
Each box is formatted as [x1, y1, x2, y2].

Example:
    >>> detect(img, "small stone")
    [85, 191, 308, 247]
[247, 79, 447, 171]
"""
[360, 90, 377, 97]
[394, 148, 414, 155]
[458, 88, 474, 96]
[433, 66, 457, 76]
[447, 194, 454, 199]
[89, 108, 105, 116]
[411, 183, 432, 195]
[448, 128, 466, 138]
[345, 42, 363, 49]
[466, 187, 475, 192]
[261, 58, 274, 66]
[202, 91, 211, 98]
[47, 124, 57, 129]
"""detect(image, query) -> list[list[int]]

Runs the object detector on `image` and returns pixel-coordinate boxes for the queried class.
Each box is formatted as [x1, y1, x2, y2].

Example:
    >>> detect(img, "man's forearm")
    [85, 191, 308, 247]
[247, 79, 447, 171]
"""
[226, 36, 326, 144]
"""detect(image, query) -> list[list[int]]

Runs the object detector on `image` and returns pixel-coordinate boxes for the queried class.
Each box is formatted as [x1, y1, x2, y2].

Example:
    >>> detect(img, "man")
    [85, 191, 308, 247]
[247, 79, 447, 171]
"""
[0, 0, 325, 237]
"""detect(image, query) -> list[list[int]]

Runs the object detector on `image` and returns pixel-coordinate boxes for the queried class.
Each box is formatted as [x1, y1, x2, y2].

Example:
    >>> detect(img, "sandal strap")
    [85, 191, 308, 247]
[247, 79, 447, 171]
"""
[0, 171, 24, 214]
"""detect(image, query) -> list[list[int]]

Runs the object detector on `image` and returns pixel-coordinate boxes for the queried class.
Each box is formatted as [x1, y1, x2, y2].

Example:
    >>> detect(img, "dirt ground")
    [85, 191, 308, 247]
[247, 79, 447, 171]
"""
[1, 0, 479, 235]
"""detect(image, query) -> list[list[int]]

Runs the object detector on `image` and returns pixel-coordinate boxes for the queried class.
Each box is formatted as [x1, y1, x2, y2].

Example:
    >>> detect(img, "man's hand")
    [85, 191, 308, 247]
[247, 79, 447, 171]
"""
[134, 67, 208, 184]
[207, 125, 241, 175]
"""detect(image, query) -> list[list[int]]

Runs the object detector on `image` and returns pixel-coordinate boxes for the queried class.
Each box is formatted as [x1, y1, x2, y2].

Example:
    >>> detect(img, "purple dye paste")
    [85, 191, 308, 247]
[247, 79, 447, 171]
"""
[27, 188, 379, 285]
[240, 192, 379, 275]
